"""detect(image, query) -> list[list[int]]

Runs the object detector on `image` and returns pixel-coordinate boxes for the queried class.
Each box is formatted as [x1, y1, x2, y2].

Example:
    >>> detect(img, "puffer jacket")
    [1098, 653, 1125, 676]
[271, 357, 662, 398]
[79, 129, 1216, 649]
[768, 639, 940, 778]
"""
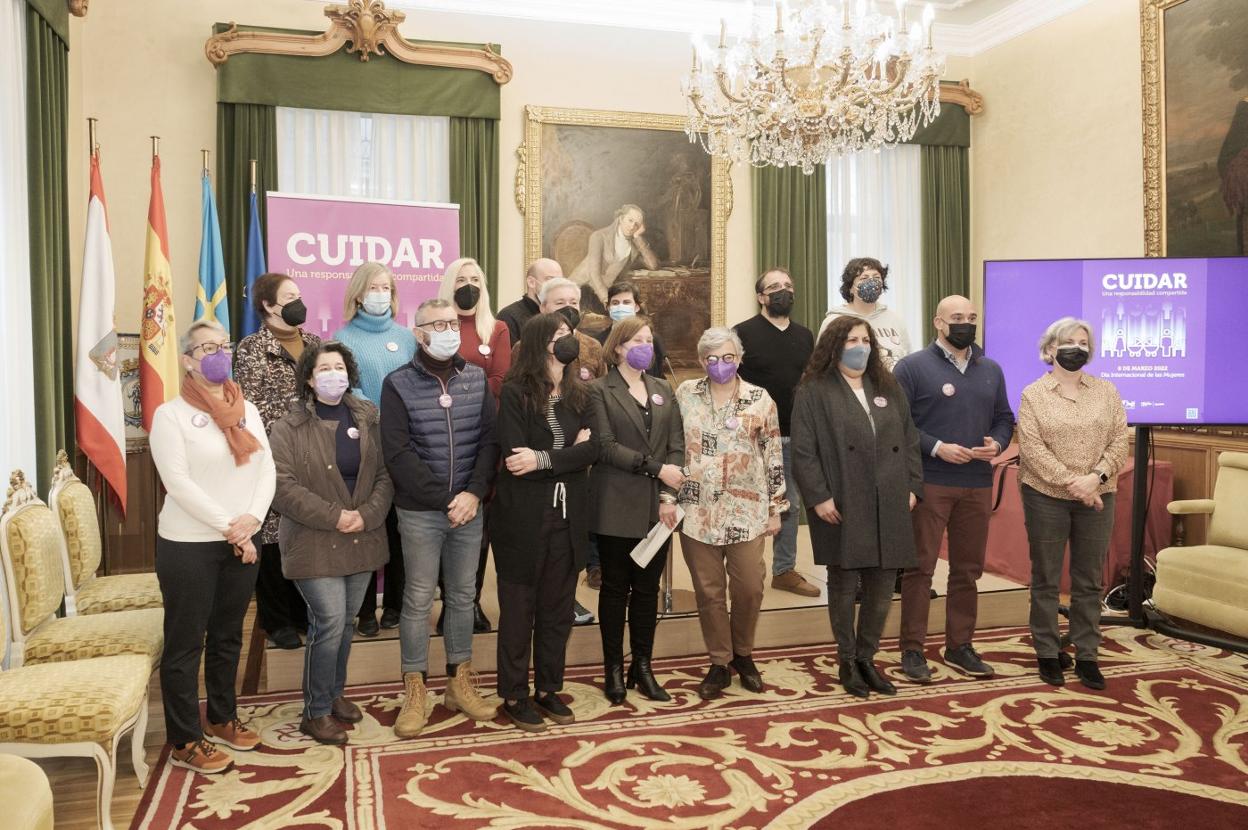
[269, 394, 393, 579]
[380, 352, 500, 512]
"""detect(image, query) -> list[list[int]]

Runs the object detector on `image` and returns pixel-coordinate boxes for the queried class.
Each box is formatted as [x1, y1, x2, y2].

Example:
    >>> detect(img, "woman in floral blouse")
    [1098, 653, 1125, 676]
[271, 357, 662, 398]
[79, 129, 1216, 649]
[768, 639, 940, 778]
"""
[675, 327, 787, 700]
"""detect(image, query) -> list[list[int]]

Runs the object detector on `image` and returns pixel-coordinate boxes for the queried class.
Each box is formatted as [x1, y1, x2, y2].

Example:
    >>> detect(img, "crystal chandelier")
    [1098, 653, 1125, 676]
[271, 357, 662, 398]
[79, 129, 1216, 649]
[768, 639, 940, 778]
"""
[684, 1, 945, 173]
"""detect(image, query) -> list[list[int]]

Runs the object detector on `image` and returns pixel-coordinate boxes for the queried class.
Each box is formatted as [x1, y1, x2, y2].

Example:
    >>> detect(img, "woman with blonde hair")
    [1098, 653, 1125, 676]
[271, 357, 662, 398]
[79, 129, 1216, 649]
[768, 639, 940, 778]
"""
[333, 261, 416, 637]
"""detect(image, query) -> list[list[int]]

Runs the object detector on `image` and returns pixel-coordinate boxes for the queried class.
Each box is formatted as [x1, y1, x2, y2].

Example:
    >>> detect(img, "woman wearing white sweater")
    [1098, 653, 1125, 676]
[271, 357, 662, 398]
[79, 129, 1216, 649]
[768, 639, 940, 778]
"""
[149, 320, 276, 775]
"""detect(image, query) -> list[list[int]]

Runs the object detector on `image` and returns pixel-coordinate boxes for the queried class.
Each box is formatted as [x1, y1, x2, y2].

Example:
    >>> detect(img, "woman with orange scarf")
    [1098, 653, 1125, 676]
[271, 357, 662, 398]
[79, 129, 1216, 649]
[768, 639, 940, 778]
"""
[149, 320, 275, 776]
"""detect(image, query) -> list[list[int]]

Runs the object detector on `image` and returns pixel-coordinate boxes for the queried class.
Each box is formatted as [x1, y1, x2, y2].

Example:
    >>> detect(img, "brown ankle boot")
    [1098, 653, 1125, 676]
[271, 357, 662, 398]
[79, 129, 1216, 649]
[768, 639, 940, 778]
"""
[394, 672, 429, 738]
[442, 663, 498, 721]
[300, 714, 348, 745]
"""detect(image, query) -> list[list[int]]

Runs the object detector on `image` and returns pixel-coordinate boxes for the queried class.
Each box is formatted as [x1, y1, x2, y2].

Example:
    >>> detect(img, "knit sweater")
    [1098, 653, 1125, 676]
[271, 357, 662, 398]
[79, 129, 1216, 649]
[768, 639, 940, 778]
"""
[333, 311, 417, 405]
[457, 313, 512, 399]
[893, 341, 1015, 488]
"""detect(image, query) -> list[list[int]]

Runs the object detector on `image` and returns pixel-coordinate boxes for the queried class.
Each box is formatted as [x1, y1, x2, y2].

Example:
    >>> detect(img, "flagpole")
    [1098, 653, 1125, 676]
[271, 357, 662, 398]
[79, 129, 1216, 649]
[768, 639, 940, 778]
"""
[249, 158, 257, 194]
[202, 148, 210, 178]
[151, 135, 159, 159]
[88, 116, 98, 159]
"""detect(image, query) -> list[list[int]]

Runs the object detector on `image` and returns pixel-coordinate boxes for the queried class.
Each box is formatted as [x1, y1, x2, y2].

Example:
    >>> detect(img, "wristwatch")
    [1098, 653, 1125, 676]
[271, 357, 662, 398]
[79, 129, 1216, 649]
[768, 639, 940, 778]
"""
[1095, 470, 1109, 484]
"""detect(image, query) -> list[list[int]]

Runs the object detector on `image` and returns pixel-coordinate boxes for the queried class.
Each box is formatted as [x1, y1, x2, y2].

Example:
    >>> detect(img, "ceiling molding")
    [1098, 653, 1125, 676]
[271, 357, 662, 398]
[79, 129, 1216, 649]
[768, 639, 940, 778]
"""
[936, 0, 1094, 57]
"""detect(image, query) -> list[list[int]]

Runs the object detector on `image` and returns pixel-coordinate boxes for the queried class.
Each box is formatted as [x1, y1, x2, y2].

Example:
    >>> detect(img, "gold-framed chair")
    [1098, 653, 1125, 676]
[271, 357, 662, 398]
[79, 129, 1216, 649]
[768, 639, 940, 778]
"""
[0, 565, 151, 830]
[0, 470, 162, 670]
[47, 451, 161, 616]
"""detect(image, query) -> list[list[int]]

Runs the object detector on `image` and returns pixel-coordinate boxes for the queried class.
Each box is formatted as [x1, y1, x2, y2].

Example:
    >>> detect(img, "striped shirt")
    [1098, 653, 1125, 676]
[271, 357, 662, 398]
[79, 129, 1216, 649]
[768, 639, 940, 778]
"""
[536, 394, 564, 469]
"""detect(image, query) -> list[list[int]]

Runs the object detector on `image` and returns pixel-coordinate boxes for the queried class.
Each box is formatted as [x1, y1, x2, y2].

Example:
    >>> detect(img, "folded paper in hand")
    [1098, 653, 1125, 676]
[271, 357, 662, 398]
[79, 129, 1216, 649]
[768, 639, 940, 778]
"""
[629, 506, 684, 568]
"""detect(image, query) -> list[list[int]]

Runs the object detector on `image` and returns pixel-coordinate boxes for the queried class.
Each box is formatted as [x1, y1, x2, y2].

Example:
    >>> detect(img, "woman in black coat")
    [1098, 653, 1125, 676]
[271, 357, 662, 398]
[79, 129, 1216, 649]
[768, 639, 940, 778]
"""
[491, 313, 598, 732]
[792, 315, 923, 699]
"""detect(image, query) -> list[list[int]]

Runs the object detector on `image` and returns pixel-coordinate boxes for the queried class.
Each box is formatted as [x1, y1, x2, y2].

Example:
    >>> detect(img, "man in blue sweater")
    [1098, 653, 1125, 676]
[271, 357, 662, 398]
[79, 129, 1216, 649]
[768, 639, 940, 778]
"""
[893, 295, 1014, 683]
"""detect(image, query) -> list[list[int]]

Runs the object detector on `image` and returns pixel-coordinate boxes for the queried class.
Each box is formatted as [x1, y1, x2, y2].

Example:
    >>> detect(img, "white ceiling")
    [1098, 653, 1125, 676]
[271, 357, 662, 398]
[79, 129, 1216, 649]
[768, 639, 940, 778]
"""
[375, 0, 1093, 57]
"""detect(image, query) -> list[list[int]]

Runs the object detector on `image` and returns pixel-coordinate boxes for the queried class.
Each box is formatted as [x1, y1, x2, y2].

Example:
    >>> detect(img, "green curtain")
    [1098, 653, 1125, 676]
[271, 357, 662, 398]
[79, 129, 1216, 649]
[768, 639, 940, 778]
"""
[751, 165, 828, 332]
[920, 145, 970, 343]
[216, 103, 277, 341]
[26, 7, 71, 492]
[908, 103, 970, 147]
[450, 117, 499, 306]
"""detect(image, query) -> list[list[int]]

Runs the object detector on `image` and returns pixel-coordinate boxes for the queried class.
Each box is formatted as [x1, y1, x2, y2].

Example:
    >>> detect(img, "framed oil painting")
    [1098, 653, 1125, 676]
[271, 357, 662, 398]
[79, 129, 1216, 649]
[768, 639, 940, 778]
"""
[517, 106, 731, 378]
[1142, 0, 1248, 257]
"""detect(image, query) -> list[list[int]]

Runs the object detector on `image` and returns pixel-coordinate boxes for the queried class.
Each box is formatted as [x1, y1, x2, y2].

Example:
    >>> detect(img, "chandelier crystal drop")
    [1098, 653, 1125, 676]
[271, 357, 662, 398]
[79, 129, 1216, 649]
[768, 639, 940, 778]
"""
[684, 1, 946, 173]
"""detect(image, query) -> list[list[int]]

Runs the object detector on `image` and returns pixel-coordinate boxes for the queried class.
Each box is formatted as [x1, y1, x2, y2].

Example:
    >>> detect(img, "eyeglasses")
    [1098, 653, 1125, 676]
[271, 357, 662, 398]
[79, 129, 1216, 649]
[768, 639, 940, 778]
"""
[761, 284, 791, 294]
[417, 320, 461, 332]
[188, 342, 234, 356]
[705, 354, 738, 365]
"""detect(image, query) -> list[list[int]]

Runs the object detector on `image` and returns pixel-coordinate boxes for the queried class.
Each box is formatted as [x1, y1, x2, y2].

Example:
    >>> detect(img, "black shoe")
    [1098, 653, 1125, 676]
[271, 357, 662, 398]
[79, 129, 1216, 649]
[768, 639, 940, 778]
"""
[855, 660, 897, 695]
[729, 654, 765, 693]
[626, 657, 671, 701]
[533, 692, 575, 724]
[356, 616, 379, 638]
[839, 660, 870, 698]
[1037, 657, 1065, 686]
[901, 649, 932, 684]
[379, 608, 401, 629]
[944, 644, 994, 678]
[1075, 660, 1106, 690]
[473, 602, 492, 633]
[573, 600, 595, 625]
[698, 665, 732, 700]
[503, 698, 547, 732]
[603, 662, 626, 704]
[1058, 651, 1074, 670]
[270, 626, 302, 649]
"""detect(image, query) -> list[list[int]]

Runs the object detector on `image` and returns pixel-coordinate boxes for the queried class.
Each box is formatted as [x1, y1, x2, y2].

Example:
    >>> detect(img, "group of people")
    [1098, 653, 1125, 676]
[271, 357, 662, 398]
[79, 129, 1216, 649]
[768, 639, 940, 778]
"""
[147, 254, 1128, 775]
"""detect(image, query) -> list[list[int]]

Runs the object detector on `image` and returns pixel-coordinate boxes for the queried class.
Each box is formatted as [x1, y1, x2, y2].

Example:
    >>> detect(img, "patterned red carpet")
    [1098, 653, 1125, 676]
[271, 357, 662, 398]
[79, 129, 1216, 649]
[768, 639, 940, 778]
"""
[130, 626, 1248, 829]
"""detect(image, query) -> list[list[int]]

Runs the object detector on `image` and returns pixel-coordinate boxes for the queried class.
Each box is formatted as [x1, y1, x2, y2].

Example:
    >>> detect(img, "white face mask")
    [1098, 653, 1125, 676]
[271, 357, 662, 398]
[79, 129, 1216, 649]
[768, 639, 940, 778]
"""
[362, 291, 391, 316]
[424, 328, 461, 360]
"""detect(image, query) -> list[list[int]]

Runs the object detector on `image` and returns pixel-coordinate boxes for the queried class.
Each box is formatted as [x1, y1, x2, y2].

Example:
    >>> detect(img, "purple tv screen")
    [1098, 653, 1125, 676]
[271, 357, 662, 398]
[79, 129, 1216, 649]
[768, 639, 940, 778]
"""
[984, 257, 1248, 426]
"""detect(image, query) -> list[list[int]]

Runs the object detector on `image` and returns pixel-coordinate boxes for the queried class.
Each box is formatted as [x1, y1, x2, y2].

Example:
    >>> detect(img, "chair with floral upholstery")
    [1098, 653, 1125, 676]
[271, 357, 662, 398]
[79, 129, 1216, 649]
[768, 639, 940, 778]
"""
[47, 451, 161, 616]
[0, 563, 151, 830]
[0, 469, 162, 670]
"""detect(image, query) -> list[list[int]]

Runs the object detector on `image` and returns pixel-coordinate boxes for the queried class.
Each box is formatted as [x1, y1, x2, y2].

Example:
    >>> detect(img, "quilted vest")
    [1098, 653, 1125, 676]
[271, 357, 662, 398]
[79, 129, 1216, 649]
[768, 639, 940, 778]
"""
[387, 357, 487, 497]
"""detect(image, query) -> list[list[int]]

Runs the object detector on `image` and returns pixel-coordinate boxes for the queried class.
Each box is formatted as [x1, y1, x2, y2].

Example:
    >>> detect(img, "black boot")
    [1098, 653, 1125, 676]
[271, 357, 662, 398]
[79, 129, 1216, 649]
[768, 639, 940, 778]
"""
[603, 662, 626, 704]
[626, 657, 671, 702]
[855, 660, 897, 696]
[1037, 657, 1065, 686]
[839, 660, 870, 698]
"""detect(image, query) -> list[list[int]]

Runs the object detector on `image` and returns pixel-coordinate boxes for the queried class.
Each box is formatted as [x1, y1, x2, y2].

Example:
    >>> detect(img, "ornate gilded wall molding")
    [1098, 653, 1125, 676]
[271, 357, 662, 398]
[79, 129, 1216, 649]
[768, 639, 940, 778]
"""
[1139, 0, 1177, 258]
[204, 0, 513, 84]
[939, 79, 984, 115]
[68, 0, 89, 17]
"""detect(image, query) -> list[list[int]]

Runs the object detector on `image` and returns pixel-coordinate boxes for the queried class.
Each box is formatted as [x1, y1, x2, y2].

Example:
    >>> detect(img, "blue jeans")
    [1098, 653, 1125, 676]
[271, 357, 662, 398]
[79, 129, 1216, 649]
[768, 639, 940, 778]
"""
[772, 437, 801, 575]
[294, 571, 372, 719]
[396, 508, 483, 674]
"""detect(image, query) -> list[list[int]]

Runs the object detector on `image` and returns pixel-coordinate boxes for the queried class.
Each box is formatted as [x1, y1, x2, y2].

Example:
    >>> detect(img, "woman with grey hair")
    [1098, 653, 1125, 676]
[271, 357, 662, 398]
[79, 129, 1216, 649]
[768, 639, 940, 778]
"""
[149, 319, 275, 773]
[1017, 316, 1128, 691]
[674, 327, 788, 700]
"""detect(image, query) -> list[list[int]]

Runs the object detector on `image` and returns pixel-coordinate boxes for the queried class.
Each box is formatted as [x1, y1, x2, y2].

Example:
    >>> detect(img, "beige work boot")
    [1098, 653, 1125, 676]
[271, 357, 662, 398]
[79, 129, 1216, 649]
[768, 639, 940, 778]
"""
[394, 672, 429, 738]
[442, 663, 499, 721]
[772, 569, 821, 597]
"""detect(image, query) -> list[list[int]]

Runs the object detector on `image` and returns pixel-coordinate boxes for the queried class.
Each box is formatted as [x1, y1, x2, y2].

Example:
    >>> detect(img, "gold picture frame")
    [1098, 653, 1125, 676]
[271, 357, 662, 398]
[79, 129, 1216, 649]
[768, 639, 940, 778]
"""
[517, 106, 731, 354]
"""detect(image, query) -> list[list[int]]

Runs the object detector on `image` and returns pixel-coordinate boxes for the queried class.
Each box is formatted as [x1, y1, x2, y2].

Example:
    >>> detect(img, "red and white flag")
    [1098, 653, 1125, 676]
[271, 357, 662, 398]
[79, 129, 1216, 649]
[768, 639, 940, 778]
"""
[74, 153, 127, 513]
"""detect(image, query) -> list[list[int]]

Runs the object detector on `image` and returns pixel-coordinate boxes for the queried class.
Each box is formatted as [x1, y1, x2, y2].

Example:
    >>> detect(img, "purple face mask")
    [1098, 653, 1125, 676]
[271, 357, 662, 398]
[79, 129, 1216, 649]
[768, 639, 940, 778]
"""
[625, 342, 654, 371]
[199, 349, 232, 384]
[707, 360, 738, 384]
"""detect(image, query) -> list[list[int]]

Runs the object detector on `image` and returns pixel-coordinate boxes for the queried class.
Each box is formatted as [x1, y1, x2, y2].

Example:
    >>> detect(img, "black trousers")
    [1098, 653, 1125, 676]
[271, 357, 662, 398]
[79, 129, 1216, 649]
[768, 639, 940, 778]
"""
[495, 510, 576, 700]
[597, 533, 667, 666]
[826, 566, 895, 663]
[256, 541, 307, 633]
[155, 536, 259, 746]
[358, 506, 405, 617]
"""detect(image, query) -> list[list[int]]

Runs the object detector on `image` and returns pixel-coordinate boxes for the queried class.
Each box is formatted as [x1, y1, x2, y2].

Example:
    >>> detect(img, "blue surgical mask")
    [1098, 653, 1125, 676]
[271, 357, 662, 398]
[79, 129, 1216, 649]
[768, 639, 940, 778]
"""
[840, 345, 871, 371]
[609, 305, 636, 322]
[362, 292, 391, 316]
[424, 328, 461, 360]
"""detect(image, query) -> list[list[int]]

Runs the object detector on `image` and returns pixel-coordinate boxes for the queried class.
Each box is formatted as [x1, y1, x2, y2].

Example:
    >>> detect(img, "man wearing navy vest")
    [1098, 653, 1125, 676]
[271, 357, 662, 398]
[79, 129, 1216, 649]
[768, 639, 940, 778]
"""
[893, 295, 1014, 683]
[382, 298, 501, 736]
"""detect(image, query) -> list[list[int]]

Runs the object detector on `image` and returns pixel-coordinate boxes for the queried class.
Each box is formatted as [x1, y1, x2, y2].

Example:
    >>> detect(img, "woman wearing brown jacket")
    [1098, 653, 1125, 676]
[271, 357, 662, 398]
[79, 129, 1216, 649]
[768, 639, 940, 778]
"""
[270, 341, 394, 745]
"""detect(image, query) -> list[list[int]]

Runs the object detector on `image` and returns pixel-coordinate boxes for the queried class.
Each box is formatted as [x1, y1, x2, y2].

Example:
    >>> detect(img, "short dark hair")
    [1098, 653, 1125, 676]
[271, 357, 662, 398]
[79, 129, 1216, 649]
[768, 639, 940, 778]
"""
[607, 280, 641, 303]
[755, 267, 791, 295]
[251, 272, 293, 319]
[838, 258, 889, 303]
[295, 341, 361, 402]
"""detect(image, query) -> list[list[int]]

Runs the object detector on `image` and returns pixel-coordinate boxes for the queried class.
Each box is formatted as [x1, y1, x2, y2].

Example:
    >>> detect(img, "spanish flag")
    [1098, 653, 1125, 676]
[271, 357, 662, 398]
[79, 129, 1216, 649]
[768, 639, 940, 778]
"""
[139, 154, 179, 431]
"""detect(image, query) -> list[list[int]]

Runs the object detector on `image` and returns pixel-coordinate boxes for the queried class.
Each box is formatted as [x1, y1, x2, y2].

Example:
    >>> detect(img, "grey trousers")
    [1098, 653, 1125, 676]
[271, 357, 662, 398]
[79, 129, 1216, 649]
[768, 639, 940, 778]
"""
[825, 566, 895, 663]
[1021, 485, 1116, 661]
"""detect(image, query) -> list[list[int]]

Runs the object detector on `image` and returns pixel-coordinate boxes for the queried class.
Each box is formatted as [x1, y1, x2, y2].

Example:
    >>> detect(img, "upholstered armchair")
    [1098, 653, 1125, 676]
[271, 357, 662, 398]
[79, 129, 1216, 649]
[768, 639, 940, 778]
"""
[0, 567, 151, 830]
[1153, 451, 1248, 638]
[0, 469, 162, 669]
[47, 451, 161, 616]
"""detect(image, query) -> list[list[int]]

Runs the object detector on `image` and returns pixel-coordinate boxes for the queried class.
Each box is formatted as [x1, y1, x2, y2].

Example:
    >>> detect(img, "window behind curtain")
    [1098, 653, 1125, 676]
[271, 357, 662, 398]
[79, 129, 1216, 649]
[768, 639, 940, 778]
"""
[826, 146, 924, 346]
[276, 107, 451, 202]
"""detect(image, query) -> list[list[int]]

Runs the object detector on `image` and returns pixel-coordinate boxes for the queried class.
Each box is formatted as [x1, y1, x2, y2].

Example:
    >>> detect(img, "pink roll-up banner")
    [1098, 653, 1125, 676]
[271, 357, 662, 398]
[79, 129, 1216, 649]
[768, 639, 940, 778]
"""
[265, 192, 460, 338]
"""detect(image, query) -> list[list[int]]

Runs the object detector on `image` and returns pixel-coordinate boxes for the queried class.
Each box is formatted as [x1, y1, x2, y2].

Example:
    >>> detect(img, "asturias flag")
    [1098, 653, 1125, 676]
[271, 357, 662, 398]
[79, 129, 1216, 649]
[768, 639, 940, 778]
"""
[241, 191, 266, 337]
[139, 155, 179, 431]
[195, 171, 229, 332]
[74, 153, 128, 513]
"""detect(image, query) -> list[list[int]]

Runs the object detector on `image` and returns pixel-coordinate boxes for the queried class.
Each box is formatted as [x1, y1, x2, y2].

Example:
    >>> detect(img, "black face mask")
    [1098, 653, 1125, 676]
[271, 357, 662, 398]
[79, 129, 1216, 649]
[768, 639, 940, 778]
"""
[557, 306, 581, 330]
[279, 298, 307, 327]
[1055, 346, 1090, 371]
[766, 289, 794, 316]
[552, 334, 580, 365]
[453, 284, 481, 311]
[943, 322, 977, 350]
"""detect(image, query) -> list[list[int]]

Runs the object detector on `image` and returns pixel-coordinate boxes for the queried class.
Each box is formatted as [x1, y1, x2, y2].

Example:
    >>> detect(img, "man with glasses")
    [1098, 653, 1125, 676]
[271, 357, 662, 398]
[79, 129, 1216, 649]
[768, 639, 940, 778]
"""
[733, 268, 819, 598]
[381, 298, 501, 737]
[893, 295, 1014, 683]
